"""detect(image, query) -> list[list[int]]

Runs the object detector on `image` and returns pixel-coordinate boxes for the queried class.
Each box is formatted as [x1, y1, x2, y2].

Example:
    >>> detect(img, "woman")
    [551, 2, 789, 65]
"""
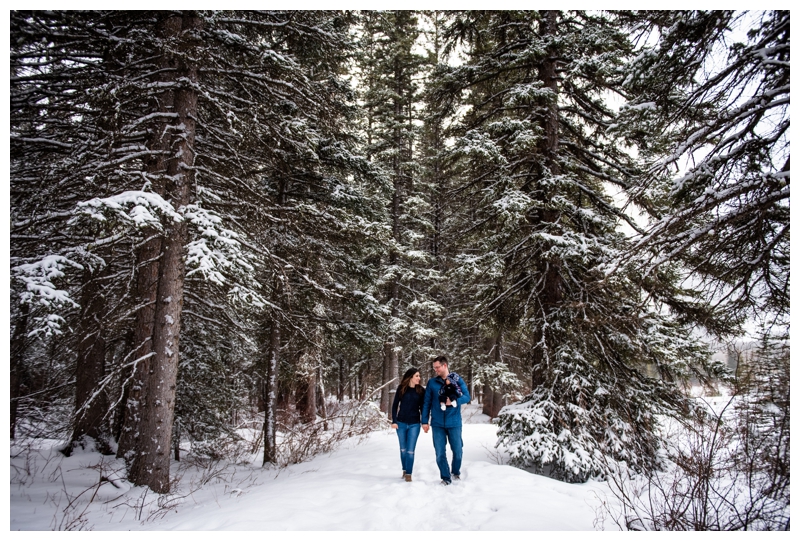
[391, 367, 425, 482]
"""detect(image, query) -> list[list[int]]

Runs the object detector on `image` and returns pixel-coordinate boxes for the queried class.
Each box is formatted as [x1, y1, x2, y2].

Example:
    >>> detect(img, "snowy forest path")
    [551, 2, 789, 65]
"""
[10, 405, 609, 530]
[158, 412, 605, 530]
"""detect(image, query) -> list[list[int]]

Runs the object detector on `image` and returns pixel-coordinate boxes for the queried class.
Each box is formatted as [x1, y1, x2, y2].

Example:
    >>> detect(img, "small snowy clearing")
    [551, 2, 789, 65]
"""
[10, 405, 613, 530]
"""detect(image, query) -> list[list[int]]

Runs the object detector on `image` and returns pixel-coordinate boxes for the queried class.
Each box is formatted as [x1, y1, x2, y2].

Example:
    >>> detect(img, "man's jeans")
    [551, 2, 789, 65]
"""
[431, 425, 463, 481]
[395, 422, 421, 474]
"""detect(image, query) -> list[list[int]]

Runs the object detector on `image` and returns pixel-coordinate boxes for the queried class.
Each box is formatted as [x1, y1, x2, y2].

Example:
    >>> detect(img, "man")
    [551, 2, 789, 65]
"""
[422, 355, 470, 485]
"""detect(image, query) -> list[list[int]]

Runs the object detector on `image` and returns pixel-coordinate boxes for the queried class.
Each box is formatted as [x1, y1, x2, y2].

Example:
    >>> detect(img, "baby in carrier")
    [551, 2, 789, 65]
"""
[439, 372, 463, 410]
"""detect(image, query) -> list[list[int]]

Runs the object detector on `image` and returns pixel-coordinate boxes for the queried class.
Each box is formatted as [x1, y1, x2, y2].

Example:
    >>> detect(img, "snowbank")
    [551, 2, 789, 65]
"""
[10, 405, 611, 530]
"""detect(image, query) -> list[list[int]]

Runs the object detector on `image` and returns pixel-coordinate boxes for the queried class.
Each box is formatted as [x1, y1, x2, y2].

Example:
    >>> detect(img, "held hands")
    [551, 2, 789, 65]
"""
[422, 424, 429, 433]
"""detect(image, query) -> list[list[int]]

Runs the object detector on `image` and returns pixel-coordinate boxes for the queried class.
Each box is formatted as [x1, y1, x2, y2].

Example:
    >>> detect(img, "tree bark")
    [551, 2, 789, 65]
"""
[115, 11, 180, 463]
[482, 381, 494, 417]
[539, 9, 563, 309]
[490, 389, 506, 418]
[263, 316, 280, 465]
[116, 233, 162, 462]
[71, 267, 110, 451]
[482, 334, 497, 416]
[173, 419, 181, 462]
[380, 192, 400, 417]
[348, 359, 355, 400]
[297, 356, 317, 424]
[380, 41, 407, 414]
[10, 301, 30, 439]
[493, 331, 506, 417]
[126, 12, 201, 493]
[337, 357, 344, 401]
[317, 362, 328, 431]
[531, 10, 563, 389]
[381, 340, 398, 416]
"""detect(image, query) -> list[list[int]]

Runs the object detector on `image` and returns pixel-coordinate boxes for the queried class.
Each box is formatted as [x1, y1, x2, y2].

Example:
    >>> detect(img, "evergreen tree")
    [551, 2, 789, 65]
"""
[357, 11, 440, 411]
[615, 10, 789, 329]
[734, 326, 789, 510]
[10, 10, 384, 490]
[10, 9, 785, 493]
[432, 10, 722, 481]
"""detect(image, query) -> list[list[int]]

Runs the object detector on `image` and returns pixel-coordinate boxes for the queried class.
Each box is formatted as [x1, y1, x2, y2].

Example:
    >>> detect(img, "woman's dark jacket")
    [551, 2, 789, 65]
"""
[391, 385, 425, 424]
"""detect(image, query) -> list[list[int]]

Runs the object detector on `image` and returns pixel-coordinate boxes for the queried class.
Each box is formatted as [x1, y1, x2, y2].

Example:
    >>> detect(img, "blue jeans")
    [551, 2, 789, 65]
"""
[395, 422, 421, 474]
[431, 425, 463, 481]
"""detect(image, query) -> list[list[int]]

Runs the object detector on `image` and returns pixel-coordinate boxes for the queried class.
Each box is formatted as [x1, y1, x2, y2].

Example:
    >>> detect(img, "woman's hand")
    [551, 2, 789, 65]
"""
[391, 423, 398, 429]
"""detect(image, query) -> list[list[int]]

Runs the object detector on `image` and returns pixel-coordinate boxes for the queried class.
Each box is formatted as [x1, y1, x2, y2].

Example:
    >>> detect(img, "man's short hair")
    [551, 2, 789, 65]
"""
[432, 355, 448, 366]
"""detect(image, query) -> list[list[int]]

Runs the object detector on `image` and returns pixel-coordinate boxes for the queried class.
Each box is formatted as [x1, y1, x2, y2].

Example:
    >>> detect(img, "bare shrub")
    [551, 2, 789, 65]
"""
[600, 390, 789, 530]
[48, 456, 128, 530]
[10, 438, 55, 486]
[482, 441, 509, 465]
[272, 396, 387, 467]
[188, 435, 252, 463]
[14, 396, 72, 441]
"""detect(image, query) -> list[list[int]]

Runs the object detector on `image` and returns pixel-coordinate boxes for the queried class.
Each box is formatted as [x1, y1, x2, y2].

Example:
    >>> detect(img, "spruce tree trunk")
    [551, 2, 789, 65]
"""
[127, 12, 201, 493]
[71, 267, 110, 450]
[380, 268, 400, 413]
[296, 325, 321, 424]
[348, 360, 355, 400]
[380, 186, 400, 415]
[115, 11, 180, 464]
[482, 335, 496, 416]
[173, 419, 181, 462]
[317, 362, 328, 431]
[116, 234, 161, 461]
[490, 389, 506, 418]
[531, 10, 563, 389]
[381, 340, 398, 415]
[265, 170, 288, 463]
[381, 51, 405, 414]
[359, 366, 367, 400]
[495, 333, 505, 418]
[10, 301, 29, 439]
[337, 357, 344, 401]
[539, 9, 563, 309]
[298, 360, 317, 424]
[112, 330, 134, 443]
[263, 317, 280, 465]
[482, 382, 494, 417]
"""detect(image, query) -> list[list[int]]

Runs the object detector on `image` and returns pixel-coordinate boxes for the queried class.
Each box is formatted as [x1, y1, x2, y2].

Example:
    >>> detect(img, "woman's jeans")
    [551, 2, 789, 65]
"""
[431, 425, 463, 481]
[395, 422, 421, 474]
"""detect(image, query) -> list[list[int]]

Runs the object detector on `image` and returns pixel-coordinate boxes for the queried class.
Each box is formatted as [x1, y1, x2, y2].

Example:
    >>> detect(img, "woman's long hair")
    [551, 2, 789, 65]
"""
[398, 367, 424, 397]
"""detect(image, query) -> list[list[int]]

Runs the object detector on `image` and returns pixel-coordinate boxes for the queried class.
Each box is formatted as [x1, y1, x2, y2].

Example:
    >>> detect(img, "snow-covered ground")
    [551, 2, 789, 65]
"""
[10, 404, 613, 530]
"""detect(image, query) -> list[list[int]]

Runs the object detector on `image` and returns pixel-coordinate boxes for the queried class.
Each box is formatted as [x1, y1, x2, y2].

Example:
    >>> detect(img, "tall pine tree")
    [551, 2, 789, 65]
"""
[432, 10, 722, 481]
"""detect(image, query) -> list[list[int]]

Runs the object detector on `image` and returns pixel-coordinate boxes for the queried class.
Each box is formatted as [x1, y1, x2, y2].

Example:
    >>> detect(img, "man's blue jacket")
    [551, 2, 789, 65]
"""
[422, 375, 470, 428]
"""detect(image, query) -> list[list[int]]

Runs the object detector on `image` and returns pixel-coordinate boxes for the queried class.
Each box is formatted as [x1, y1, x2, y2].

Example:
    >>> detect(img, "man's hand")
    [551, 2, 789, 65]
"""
[446, 398, 452, 406]
[422, 424, 429, 433]
[391, 423, 398, 429]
